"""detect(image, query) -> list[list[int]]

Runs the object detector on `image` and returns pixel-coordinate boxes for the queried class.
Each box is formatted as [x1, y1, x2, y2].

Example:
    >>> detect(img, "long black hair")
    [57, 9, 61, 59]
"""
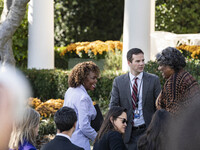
[94, 106, 127, 142]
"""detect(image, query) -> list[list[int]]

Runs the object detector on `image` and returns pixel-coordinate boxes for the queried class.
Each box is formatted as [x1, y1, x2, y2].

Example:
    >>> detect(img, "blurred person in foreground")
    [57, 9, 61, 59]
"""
[63, 61, 100, 150]
[167, 96, 200, 150]
[156, 47, 200, 114]
[0, 65, 31, 150]
[93, 106, 127, 150]
[9, 107, 40, 150]
[41, 106, 84, 150]
[137, 109, 171, 150]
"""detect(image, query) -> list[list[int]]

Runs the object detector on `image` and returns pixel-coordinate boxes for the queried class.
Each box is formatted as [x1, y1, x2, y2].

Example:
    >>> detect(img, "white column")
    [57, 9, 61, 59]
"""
[28, 0, 54, 69]
[122, 0, 155, 71]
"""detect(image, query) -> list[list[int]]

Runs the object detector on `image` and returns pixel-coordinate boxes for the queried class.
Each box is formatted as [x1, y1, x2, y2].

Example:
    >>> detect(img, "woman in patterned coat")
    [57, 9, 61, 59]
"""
[155, 47, 199, 114]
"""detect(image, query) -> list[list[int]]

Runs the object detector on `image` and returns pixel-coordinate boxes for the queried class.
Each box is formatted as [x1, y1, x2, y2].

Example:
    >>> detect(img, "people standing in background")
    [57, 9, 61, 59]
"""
[156, 47, 200, 114]
[93, 106, 127, 150]
[41, 106, 84, 150]
[9, 107, 40, 150]
[63, 61, 100, 150]
[110, 48, 161, 150]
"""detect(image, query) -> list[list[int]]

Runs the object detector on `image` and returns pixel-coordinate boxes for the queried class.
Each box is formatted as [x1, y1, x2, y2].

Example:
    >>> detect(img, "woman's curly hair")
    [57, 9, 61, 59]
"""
[68, 61, 100, 87]
[156, 47, 186, 72]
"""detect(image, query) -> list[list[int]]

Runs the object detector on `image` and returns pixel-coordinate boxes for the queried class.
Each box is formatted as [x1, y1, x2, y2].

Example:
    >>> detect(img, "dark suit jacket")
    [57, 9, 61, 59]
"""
[109, 72, 161, 143]
[93, 131, 127, 150]
[41, 135, 84, 150]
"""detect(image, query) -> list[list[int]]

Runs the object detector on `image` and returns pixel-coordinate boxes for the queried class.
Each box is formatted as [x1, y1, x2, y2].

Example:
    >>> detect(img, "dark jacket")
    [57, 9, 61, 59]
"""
[93, 131, 127, 150]
[41, 135, 84, 150]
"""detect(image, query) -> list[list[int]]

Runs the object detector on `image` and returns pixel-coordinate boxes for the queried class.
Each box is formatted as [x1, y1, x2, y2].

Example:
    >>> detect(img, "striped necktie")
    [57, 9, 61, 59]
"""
[132, 77, 138, 110]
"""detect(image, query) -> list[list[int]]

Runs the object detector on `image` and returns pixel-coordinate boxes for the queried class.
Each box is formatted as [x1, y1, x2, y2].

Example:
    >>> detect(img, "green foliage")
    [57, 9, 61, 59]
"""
[144, 61, 165, 87]
[186, 59, 200, 83]
[22, 69, 69, 100]
[39, 118, 56, 136]
[104, 49, 122, 70]
[0, 0, 3, 14]
[55, 47, 70, 69]
[155, 0, 200, 33]
[12, 7, 28, 68]
[54, 0, 124, 47]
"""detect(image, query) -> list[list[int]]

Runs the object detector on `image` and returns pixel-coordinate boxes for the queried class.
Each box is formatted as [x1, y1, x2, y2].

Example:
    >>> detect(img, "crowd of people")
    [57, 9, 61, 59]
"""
[0, 46, 199, 150]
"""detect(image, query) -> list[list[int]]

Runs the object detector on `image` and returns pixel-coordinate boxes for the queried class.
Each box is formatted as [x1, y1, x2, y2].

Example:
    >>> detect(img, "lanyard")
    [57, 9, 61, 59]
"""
[130, 77, 143, 108]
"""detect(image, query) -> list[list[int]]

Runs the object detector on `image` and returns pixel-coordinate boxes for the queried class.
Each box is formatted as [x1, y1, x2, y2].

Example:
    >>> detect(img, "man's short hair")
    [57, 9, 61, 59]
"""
[127, 48, 144, 62]
[54, 106, 77, 132]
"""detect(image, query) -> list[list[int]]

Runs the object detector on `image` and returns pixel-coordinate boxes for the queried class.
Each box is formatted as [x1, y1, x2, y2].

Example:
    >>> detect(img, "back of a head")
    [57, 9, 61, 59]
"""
[95, 106, 126, 141]
[167, 98, 200, 150]
[54, 106, 77, 132]
[140, 109, 171, 150]
[127, 48, 144, 62]
[9, 107, 40, 149]
[149, 109, 170, 130]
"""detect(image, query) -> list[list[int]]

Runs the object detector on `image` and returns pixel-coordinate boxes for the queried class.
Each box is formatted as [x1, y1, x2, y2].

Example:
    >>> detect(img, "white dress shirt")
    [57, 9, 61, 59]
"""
[129, 72, 145, 127]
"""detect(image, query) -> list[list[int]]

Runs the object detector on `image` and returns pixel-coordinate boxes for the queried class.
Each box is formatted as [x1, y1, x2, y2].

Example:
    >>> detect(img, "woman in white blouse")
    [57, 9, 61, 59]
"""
[63, 61, 100, 150]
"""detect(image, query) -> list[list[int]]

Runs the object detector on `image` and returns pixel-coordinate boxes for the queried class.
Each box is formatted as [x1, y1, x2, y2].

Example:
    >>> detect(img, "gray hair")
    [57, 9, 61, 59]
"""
[156, 47, 186, 72]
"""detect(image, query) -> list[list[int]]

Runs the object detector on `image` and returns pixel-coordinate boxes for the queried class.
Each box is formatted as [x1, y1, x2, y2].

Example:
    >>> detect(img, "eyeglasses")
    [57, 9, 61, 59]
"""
[118, 117, 128, 124]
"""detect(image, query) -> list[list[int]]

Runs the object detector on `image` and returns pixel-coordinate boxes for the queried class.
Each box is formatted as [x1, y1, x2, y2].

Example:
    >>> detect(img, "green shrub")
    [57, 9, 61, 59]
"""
[0, 0, 3, 14]
[104, 49, 122, 70]
[39, 118, 56, 136]
[22, 69, 69, 100]
[155, 0, 200, 33]
[54, 0, 124, 47]
[13, 7, 28, 68]
[55, 47, 69, 69]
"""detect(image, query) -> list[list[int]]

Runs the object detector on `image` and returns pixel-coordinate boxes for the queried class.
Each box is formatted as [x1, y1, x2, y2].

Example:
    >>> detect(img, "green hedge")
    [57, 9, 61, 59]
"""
[21, 61, 199, 105]
[22, 69, 69, 101]
[54, 0, 124, 47]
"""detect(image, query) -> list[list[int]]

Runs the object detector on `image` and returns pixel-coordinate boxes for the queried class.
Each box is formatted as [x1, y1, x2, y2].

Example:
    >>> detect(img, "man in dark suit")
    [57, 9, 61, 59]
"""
[41, 106, 84, 150]
[109, 48, 161, 150]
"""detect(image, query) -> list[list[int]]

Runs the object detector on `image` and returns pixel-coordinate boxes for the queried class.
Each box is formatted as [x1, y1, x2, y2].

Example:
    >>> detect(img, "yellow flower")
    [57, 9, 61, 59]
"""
[59, 40, 123, 59]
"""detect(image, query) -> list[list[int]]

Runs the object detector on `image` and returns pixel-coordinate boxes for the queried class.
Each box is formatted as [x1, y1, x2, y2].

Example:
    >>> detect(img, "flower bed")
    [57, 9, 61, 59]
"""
[176, 45, 200, 59]
[56, 40, 123, 59]
[29, 98, 64, 118]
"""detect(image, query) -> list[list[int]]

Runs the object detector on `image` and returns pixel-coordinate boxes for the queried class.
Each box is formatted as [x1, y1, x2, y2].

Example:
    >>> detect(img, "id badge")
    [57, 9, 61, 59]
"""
[134, 109, 140, 119]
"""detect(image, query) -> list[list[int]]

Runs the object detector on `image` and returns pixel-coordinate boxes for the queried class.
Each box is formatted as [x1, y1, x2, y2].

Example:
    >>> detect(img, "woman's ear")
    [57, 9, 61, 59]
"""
[110, 116, 114, 124]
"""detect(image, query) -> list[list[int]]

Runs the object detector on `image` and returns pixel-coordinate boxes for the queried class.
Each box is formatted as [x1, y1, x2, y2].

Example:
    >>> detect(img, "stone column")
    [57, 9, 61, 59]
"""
[28, 0, 54, 69]
[122, 0, 155, 71]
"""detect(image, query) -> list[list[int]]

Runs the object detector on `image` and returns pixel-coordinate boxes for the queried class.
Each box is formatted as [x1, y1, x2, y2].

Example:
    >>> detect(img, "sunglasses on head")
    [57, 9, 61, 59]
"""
[118, 117, 128, 124]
